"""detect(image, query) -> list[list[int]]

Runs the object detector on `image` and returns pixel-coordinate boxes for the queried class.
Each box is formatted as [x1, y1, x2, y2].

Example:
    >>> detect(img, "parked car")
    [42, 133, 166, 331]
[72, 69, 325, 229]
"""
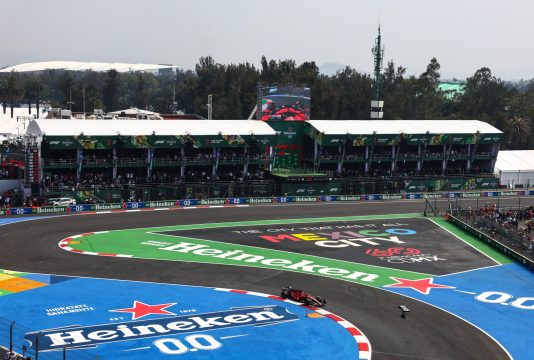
[49, 197, 76, 206]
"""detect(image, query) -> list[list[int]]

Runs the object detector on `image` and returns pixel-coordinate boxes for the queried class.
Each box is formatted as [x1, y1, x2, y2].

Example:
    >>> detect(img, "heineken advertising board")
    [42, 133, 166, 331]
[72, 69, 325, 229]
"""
[405, 177, 500, 192]
[45, 134, 274, 150]
[303, 122, 503, 147]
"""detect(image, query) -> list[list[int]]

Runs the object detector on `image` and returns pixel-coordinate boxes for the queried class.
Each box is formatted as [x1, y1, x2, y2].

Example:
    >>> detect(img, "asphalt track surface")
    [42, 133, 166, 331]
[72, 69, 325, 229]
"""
[1, 198, 526, 360]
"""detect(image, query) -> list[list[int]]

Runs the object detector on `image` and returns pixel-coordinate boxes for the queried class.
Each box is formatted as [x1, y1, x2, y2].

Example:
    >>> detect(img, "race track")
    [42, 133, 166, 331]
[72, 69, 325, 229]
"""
[0, 199, 523, 360]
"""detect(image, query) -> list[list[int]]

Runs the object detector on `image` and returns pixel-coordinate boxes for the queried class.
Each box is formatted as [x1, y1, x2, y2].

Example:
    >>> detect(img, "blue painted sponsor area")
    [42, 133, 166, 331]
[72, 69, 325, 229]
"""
[383, 263, 534, 360]
[0, 216, 53, 225]
[0, 274, 361, 359]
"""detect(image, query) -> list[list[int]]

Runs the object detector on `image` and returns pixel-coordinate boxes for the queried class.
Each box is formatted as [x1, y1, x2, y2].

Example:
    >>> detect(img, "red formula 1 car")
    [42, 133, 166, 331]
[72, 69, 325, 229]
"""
[280, 286, 326, 307]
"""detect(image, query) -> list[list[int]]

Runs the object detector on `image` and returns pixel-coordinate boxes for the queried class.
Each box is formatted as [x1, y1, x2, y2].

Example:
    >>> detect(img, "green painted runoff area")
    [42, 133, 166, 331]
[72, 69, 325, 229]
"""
[430, 218, 513, 264]
[66, 213, 507, 287]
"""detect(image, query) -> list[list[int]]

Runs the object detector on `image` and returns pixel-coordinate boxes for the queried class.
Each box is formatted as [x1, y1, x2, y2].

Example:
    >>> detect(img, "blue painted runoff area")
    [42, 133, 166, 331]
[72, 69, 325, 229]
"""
[0, 275, 360, 360]
[384, 263, 534, 360]
[0, 216, 56, 226]
[0, 216, 38, 225]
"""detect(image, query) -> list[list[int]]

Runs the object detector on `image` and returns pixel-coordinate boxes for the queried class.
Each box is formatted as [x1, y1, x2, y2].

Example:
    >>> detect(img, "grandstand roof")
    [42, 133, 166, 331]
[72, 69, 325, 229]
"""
[0, 61, 176, 73]
[495, 150, 534, 172]
[307, 120, 502, 135]
[26, 119, 276, 137]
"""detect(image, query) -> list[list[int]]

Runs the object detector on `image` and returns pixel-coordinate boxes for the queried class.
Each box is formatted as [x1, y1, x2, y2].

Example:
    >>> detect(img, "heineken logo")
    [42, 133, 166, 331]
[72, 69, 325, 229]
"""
[147, 201, 176, 208]
[160, 242, 379, 283]
[95, 204, 123, 210]
[200, 199, 226, 205]
[249, 198, 273, 204]
[294, 196, 317, 202]
[26, 305, 297, 351]
[382, 194, 403, 200]
[36, 206, 67, 213]
[461, 192, 481, 198]
[339, 195, 361, 201]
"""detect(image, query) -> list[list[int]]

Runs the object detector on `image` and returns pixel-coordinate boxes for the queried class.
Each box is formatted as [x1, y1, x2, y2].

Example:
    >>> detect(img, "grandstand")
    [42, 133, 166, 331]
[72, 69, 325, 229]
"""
[304, 120, 501, 177]
[25, 119, 276, 202]
[19, 117, 503, 204]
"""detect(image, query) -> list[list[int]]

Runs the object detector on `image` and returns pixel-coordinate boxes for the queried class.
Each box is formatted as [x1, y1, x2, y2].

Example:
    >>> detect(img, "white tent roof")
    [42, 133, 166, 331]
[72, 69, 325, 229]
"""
[0, 61, 176, 73]
[0, 106, 49, 135]
[26, 119, 276, 137]
[108, 108, 160, 116]
[494, 150, 534, 173]
[307, 120, 502, 135]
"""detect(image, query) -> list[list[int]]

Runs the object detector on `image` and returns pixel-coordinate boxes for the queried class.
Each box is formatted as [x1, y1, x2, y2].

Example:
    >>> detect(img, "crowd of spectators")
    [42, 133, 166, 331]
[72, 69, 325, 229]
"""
[0, 138, 26, 151]
[459, 203, 534, 255]
[43, 164, 269, 191]
[0, 191, 15, 208]
[148, 171, 183, 184]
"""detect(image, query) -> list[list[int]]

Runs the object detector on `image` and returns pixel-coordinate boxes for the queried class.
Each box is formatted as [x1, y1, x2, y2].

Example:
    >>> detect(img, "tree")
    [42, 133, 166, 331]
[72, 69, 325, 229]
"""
[103, 70, 119, 112]
[0, 77, 7, 114]
[134, 73, 157, 109]
[59, 73, 75, 110]
[381, 60, 406, 119]
[416, 57, 443, 119]
[505, 116, 531, 149]
[330, 67, 372, 119]
[24, 76, 44, 115]
[460, 67, 509, 127]
[5, 72, 24, 118]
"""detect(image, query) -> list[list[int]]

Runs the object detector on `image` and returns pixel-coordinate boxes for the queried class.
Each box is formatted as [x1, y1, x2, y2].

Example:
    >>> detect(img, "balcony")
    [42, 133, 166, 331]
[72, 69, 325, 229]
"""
[82, 158, 113, 168]
[217, 156, 248, 165]
[153, 158, 182, 167]
[183, 156, 213, 166]
[371, 154, 393, 162]
[117, 158, 147, 167]
[43, 158, 77, 169]
[395, 153, 419, 162]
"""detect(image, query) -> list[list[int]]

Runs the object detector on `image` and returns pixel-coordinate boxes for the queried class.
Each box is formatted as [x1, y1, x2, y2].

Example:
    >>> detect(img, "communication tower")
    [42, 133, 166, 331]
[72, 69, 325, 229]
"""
[371, 25, 384, 119]
[207, 94, 213, 120]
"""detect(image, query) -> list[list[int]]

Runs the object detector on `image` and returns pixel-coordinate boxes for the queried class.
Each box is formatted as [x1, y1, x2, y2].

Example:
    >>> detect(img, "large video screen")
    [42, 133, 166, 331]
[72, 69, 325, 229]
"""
[258, 85, 311, 121]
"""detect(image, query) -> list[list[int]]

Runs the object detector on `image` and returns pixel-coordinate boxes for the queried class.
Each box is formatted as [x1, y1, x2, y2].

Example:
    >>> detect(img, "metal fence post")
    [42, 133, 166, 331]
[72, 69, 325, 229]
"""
[35, 333, 39, 360]
[63, 345, 66, 360]
[9, 321, 15, 352]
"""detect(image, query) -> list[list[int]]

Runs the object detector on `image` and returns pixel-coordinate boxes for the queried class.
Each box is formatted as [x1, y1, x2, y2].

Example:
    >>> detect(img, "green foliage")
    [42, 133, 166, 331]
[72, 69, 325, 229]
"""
[2, 56, 534, 149]
[4, 72, 24, 118]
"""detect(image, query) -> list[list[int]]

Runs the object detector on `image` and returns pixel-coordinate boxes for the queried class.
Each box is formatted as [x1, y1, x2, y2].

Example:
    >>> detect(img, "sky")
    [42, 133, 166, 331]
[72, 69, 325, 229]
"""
[1, 0, 533, 80]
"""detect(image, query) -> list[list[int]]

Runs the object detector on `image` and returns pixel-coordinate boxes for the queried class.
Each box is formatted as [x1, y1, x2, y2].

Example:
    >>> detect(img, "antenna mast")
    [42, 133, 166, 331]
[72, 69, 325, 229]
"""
[371, 25, 384, 119]
[207, 94, 213, 120]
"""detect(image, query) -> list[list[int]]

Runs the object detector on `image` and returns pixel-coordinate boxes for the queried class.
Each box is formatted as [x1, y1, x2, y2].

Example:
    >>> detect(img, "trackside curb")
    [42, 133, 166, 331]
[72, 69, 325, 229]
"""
[214, 287, 372, 360]
[58, 232, 133, 257]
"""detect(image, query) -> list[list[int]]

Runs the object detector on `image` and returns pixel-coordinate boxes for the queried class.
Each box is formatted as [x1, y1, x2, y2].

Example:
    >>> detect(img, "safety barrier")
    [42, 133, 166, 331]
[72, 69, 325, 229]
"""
[447, 214, 534, 270]
[0, 189, 532, 217]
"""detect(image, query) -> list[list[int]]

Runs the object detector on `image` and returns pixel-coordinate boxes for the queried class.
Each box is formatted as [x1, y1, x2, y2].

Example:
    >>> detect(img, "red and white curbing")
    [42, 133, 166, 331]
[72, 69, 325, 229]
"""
[215, 287, 372, 360]
[58, 232, 133, 258]
[57, 235, 371, 358]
